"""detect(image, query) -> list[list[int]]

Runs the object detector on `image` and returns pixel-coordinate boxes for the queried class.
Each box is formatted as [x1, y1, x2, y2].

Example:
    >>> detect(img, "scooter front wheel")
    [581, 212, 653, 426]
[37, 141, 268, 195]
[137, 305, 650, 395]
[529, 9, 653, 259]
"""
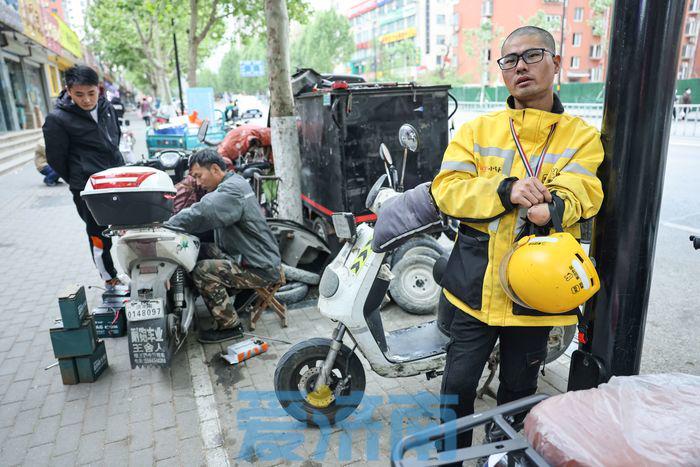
[274, 337, 366, 426]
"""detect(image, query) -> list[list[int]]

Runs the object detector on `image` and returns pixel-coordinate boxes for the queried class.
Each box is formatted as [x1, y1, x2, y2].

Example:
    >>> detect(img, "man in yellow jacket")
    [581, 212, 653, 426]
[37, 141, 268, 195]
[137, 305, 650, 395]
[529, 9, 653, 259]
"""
[432, 26, 604, 453]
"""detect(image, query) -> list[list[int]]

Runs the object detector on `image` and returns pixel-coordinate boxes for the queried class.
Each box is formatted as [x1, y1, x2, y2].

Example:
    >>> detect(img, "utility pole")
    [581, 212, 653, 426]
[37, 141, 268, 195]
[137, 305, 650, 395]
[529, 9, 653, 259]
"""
[557, 0, 567, 92]
[265, 0, 303, 223]
[568, 0, 685, 390]
[172, 18, 185, 115]
[373, 20, 378, 81]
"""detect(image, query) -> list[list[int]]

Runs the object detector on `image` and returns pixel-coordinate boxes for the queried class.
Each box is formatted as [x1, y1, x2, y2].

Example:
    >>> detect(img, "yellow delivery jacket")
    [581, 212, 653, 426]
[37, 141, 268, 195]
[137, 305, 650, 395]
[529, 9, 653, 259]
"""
[432, 96, 604, 327]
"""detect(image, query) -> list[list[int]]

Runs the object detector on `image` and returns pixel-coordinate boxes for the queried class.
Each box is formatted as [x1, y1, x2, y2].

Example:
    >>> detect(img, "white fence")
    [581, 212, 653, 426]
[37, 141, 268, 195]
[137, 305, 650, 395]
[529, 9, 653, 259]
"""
[455, 102, 700, 137]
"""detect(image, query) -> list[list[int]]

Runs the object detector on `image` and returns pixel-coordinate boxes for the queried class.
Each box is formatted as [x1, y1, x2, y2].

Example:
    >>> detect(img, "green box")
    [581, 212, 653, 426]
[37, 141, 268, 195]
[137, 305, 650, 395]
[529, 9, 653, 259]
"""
[50, 317, 98, 359]
[58, 358, 79, 385]
[58, 284, 88, 329]
[93, 305, 126, 338]
[75, 340, 108, 383]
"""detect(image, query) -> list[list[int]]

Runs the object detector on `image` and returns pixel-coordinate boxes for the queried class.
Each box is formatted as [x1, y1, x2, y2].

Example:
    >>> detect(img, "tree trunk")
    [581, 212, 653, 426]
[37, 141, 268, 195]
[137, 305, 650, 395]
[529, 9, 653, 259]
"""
[187, 0, 199, 87]
[265, 0, 302, 223]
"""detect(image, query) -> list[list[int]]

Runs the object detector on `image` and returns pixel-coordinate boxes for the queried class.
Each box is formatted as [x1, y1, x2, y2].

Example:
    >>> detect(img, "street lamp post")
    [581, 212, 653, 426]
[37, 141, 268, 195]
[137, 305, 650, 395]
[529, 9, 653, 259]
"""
[171, 18, 185, 116]
[558, 0, 567, 91]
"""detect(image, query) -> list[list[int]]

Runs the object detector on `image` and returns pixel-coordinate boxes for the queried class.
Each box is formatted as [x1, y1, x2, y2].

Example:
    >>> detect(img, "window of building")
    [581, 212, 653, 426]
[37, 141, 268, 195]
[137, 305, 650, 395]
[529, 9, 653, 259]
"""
[437, 55, 442, 65]
[572, 33, 582, 47]
[690, 0, 699, 13]
[590, 66, 603, 82]
[683, 44, 695, 58]
[574, 7, 584, 22]
[437, 35, 446, 45]
[590, 44, 602, 58]
[482, 0, 493, 17]
[571, 56, 580, 69]
[679, 62, 690, 80]
[686, 18, 697, 36]
[437, 14, 446, 25]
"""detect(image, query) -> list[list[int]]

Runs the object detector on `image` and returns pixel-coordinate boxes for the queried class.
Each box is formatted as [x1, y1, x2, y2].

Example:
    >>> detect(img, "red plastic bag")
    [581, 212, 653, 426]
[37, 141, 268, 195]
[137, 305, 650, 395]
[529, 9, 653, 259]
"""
[524, 373, 700, 466]
[218, 124, 272, 161]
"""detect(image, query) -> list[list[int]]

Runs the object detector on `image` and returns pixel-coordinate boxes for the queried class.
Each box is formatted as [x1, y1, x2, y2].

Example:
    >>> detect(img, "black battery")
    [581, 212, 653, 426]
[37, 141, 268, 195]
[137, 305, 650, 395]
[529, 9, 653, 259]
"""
[93, 305, 127, 338]
[50, 317, 98, 359]
[75, 340, 109, 383]
[58, 284, 88, 329]
[58, 358, 79, 385]
[102, 284, 129, 301]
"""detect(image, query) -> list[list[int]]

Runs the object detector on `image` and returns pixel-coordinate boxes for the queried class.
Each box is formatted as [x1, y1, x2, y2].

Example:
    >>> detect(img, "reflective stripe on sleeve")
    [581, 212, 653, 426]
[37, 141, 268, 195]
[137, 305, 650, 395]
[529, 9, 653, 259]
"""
[440, 161, 477, 173]
[562, 162, 595, 176]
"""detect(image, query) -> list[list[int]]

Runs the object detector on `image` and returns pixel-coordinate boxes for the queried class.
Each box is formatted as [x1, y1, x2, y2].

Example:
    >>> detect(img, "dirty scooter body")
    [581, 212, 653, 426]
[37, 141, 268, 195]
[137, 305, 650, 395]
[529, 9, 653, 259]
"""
[274, 126, 450, 425]
[81, 166, 200, 368]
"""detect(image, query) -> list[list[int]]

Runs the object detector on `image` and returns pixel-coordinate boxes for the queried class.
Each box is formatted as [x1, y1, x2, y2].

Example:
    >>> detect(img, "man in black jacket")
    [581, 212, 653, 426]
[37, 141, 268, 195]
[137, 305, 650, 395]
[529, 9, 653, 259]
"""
[43, 65, 125, 285]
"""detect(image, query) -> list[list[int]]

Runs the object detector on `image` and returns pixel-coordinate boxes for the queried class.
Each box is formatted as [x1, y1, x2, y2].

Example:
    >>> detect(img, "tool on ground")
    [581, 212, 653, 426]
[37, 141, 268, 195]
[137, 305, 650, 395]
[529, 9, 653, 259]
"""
[242, 332, 290, 345]
[221, 338, 269, 365]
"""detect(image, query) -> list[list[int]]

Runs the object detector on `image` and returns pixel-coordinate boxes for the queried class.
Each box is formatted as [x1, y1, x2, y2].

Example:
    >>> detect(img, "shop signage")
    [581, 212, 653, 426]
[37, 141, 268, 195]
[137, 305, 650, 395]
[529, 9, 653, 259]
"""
[0, 0, 23, 32]
[380, 27, 417, 44]
[54, 14, 82, 59]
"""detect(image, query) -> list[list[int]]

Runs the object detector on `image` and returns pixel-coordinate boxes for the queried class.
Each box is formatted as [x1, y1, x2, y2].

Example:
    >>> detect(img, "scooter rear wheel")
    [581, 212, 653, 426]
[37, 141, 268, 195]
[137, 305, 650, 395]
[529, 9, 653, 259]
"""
[274, 337, 366, 426]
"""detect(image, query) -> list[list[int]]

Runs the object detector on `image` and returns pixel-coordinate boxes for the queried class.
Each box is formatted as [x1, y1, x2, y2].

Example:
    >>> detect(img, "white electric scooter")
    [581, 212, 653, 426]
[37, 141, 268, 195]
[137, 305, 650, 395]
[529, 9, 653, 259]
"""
[273, 127, 574, 426]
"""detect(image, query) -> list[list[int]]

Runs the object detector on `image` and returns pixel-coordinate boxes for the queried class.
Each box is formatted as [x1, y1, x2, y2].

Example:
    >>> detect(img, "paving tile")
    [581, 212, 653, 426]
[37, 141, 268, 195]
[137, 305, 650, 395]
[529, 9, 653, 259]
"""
[77, 430, 106, 465]
[52, 422, 82, 456]
[30, 414, 61, 447]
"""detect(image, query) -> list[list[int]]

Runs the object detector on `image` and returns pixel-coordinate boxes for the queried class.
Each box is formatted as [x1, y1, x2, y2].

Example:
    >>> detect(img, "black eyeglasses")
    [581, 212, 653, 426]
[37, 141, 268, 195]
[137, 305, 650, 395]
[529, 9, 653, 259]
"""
[497, 48, 555, 70]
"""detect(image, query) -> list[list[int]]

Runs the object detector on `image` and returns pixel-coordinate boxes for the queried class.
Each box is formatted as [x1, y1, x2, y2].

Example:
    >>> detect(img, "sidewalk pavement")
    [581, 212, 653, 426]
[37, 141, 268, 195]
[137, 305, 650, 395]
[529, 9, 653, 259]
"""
[0, 162, 571, 466]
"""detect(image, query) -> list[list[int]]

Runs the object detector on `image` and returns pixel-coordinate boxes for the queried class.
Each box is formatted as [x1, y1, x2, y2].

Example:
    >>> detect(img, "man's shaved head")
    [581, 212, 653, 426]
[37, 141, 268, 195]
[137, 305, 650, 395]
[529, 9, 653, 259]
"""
[501, 26, 556, 55]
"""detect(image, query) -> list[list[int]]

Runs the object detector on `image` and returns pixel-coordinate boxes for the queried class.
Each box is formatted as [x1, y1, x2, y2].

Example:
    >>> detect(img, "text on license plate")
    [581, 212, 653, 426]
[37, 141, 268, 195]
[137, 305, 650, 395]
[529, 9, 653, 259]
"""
[126, 299, 164, 321]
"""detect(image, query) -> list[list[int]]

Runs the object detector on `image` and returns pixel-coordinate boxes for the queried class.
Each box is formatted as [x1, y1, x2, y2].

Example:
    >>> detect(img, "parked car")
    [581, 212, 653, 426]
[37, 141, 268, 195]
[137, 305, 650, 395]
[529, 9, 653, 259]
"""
[240, 108, 263, 119]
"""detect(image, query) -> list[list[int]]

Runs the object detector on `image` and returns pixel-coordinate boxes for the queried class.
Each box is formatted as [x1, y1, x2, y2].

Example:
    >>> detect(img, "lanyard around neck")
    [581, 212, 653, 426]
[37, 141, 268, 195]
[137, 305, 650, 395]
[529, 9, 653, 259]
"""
[509, 118, 557, 178]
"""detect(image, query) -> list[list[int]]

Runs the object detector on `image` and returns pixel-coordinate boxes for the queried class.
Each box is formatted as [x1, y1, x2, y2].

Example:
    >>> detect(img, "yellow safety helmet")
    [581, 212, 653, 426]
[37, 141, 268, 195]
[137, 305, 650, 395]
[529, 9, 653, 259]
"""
[499, 232, 600, 313]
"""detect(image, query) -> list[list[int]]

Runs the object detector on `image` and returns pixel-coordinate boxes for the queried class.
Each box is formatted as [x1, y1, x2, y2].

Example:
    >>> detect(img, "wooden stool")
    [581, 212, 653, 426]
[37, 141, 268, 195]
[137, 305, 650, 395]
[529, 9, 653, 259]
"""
[249, 274, 287, 330]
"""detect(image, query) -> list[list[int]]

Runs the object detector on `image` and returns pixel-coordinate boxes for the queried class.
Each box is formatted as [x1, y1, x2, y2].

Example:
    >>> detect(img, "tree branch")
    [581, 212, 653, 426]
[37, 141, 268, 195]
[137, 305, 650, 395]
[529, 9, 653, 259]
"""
[195, 0, 222, 45]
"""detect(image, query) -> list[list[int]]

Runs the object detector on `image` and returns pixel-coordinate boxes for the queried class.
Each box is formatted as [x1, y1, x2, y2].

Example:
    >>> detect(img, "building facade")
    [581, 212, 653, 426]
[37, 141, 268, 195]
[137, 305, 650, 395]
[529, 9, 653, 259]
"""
[346, 0, 455, 80]
[0, 0, 85, 133]
[451, 0, 610, 87]
[451, 0, 700, 87]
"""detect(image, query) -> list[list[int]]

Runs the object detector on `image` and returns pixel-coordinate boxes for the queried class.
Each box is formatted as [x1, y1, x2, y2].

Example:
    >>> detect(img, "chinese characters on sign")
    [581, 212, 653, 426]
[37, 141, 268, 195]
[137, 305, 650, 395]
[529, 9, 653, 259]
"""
[129, 323, 168, 366]
[236, 391, 459, 463]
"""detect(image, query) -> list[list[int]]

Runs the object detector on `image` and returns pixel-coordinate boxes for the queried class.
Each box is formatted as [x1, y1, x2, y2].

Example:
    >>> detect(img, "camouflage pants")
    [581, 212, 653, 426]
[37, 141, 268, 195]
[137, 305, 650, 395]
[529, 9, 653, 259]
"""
[192, 244, 274, 329]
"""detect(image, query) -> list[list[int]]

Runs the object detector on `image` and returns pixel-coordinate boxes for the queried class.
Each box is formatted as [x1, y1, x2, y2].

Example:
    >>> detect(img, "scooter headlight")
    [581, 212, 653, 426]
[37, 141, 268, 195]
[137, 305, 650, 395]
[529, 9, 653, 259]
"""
[159, 152, 180, 168]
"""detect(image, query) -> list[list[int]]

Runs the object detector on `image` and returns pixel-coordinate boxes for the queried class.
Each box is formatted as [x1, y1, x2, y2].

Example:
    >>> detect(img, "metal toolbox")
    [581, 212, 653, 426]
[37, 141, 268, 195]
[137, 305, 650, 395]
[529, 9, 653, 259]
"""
[49, 317, 98, 359]
[58, 284, 88, 329]
[75, 340, 109, 383]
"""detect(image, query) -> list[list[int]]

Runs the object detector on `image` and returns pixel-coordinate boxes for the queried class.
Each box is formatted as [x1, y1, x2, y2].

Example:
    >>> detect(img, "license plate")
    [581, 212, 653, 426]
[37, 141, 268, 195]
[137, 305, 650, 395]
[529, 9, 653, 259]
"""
[166, 169, 176, 175]
[126, 299, 164, 322]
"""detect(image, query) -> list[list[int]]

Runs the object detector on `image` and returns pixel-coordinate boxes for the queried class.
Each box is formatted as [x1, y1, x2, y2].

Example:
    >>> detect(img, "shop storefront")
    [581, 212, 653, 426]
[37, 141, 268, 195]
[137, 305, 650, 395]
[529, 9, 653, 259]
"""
[0, 1, 83, 133]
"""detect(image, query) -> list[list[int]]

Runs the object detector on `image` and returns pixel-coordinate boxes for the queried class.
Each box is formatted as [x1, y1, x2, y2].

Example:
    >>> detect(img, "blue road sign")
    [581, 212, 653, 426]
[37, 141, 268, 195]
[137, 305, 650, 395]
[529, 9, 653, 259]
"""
[240, 60, 265, 78]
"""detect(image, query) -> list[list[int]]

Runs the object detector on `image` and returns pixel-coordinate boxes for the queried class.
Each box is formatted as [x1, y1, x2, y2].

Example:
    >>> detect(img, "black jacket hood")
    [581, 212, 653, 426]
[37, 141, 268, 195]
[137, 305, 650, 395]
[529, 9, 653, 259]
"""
[56, 90, 110, 117]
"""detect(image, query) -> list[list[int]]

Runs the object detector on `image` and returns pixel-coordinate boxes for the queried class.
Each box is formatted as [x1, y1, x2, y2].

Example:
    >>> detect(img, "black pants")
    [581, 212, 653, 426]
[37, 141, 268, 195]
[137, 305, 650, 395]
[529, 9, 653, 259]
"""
[439, 302, 551, 457]
[71, 189, 117, 281]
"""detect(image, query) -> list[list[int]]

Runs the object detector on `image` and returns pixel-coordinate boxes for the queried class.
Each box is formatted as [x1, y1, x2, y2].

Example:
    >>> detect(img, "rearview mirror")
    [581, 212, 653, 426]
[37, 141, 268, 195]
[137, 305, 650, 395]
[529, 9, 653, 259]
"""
[399, 124, 419, 152]
[198, 119, 210, 143]
[379, 143, 393, 166]
[332, 213, 357, 239]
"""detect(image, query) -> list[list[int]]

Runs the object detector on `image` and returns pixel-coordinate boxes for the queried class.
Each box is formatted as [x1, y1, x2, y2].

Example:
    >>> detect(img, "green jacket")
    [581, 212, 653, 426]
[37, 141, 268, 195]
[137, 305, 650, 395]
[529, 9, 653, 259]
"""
[167, 172, 281, 280]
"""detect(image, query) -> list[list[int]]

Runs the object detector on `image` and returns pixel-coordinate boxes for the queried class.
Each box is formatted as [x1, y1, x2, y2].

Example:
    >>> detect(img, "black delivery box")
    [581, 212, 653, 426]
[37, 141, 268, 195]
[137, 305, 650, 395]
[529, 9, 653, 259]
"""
[295, 83, 450, 220]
